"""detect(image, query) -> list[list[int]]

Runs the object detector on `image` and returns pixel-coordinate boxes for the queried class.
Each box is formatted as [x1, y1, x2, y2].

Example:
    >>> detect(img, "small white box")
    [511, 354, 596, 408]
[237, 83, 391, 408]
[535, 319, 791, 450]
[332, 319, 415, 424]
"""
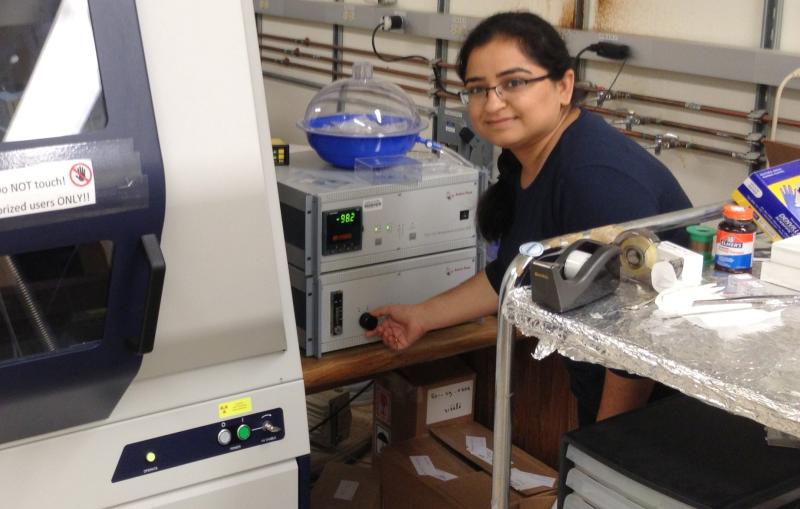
[759, 260, 800, 291]
[771, 235, 800, 269]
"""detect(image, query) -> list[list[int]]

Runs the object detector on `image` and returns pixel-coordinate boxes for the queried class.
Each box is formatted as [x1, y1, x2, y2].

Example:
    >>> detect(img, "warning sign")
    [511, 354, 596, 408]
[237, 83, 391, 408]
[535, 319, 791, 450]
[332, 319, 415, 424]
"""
[69, 162, 93, 187]
[218, 396, 253, 419]
[0, 159, 97, 220]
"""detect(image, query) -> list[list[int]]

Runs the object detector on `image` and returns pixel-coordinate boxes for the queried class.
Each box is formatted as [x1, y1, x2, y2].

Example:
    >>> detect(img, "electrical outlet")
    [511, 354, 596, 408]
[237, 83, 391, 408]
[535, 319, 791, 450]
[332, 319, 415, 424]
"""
[450, 16, 468, 37]
[342, 4, 355, 22]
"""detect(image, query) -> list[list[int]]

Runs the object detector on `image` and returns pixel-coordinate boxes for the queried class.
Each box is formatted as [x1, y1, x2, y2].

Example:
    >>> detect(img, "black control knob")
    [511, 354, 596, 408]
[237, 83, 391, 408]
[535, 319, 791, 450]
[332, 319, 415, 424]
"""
[359, 312, 378, 331]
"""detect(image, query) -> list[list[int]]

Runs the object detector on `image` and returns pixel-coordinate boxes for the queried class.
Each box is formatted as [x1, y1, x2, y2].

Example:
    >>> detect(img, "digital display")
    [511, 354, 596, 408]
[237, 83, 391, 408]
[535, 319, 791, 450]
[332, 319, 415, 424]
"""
[323, 207, 362, 255]
[335, 211, 357, 224]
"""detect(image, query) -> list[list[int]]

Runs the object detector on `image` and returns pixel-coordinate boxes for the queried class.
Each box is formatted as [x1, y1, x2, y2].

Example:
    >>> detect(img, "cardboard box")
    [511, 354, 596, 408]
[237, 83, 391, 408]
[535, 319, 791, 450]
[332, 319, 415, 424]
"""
[732, 158, 800, 240]
[378, 431, 557, 509]
[764, 139, 800, 168]
[373, 357, 476, 455]
[311, 462, 380, 509]
[307, 388, 352, 448]
[429, 420, 558, 497]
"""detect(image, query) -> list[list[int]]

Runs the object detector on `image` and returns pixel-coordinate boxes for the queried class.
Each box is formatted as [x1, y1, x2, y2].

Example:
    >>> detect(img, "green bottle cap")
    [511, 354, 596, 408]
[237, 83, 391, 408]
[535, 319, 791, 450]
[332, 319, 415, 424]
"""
[686, 225, 716, 242]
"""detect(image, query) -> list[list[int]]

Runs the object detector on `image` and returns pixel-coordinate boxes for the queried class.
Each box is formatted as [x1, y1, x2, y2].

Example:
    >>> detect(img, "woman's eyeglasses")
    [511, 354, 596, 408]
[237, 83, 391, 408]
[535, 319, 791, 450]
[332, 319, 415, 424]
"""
[458, 74, 551, 106]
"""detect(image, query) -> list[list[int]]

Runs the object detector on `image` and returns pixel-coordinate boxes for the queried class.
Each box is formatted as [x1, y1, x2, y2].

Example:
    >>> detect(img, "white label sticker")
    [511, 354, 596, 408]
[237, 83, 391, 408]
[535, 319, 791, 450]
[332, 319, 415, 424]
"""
[363, 197, 383, 212]
[0, 159, 96, 219]
[431, 469, 457, 481]
[466, 435, 486, 452]
[409, 455, 457, 481]
[426, 379, 473, 425]
[410, 455, 437, 476]
[333, 480, 359, 501]
[509, 468, 556, 491]
[743, 177, 762, 198]
[466, 435, 493, 464]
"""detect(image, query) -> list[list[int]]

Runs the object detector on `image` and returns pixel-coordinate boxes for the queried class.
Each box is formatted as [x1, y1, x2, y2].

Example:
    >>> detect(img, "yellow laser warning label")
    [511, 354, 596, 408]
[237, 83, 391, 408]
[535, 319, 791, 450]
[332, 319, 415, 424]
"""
[218, 397, 252, 419]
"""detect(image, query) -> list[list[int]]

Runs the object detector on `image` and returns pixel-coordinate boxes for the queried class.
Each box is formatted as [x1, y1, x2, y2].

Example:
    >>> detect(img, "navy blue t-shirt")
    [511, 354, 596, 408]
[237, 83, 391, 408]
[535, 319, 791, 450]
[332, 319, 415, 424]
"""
[483, 109, 692, 425]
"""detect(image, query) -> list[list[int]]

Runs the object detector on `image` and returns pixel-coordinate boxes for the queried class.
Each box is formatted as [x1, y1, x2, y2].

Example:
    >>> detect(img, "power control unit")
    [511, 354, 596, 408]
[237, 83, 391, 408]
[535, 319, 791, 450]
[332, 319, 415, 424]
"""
[277, 149, 486, 357]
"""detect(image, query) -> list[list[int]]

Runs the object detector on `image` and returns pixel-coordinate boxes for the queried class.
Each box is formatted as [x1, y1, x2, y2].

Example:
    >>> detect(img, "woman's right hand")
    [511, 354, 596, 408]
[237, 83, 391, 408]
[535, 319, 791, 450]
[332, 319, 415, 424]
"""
[364, 304, 428, 351]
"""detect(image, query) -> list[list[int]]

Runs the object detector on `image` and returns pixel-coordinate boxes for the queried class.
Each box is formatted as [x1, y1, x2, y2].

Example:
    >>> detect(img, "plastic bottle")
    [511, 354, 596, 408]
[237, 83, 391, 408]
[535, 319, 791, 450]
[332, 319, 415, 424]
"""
[686, 225, 716, 266]
[714, 204, 757, 273]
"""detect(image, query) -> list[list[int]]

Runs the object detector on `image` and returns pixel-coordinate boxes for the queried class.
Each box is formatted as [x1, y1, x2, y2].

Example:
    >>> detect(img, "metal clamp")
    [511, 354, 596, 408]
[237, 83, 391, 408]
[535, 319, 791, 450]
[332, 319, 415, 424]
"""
[649, 133, 679, 155]
[742, 151, 764, 163]
[612, 109, 641, 131]
[748, 109, 768, 122]
[594, 89, 614, 107]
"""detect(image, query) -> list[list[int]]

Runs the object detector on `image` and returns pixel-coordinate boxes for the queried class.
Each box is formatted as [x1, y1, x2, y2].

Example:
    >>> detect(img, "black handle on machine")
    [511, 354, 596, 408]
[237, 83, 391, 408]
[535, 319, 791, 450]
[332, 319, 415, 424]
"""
[130, 233, 166, 354]
[359, 312, 379, 331]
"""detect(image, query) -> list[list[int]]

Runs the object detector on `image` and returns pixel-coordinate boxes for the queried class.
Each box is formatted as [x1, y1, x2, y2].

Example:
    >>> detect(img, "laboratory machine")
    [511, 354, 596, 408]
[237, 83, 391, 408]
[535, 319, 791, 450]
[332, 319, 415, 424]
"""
[0, 0, 309, 507]
[278, 149, 485, 357]
[282, 59, 486, 357]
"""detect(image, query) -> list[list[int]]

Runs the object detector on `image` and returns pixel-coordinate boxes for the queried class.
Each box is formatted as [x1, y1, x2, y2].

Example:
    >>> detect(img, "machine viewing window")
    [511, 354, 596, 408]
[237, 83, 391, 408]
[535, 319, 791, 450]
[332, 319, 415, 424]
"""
[0, 0, 107, 143]
[0, 241, 113, 362]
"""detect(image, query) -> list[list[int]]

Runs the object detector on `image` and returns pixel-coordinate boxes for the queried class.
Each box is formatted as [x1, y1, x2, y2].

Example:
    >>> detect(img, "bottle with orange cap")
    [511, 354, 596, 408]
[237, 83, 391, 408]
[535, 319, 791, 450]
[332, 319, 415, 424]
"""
[714, 203, 757, 273]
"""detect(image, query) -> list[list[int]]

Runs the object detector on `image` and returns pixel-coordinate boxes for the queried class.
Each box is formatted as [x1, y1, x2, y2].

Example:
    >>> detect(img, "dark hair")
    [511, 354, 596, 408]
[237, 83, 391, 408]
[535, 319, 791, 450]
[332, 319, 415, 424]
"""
[456, 12, 574, 92]
[458, 12, 578, 241]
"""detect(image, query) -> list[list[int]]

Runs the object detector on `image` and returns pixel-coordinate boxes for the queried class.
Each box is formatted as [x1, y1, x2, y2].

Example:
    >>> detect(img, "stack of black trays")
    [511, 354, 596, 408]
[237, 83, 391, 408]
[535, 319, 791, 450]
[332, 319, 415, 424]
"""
[558, 395, 800, 508]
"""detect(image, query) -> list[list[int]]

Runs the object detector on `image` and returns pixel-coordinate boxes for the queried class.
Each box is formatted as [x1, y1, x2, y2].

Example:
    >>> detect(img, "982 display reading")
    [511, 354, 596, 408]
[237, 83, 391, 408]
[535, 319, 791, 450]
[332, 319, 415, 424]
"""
[323, 207, 362, 255]
[336, 211, 357, 224]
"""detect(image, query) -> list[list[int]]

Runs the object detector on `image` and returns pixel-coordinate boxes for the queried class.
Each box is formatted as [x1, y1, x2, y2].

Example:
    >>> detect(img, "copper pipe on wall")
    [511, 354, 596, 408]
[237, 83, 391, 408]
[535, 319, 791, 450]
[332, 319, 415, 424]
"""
[619, 128, 756, 161]
[260, 33, 459, 70]
[261, 33, 429, 68]
[763, 113, 800, 130]
[578, 83, 800, 129]
[585, 105, 750, 142]
[260, 31, 790, 159]
[260, 43, 462, 87]
[260, 55, 433, 98]
[428, 96, 762, 149]
[261, 34, 799, 130]
[258, 60, 756, 159]
[433, 90, 460, 101]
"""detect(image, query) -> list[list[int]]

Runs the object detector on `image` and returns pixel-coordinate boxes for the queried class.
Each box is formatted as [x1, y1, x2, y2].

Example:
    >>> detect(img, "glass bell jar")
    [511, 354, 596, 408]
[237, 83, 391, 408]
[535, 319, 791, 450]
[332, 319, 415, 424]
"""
[297, 62, 426, 169]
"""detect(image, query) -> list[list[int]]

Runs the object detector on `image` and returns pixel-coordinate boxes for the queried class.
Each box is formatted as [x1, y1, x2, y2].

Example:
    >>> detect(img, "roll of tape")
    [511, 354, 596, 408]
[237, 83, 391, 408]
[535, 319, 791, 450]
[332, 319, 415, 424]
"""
[619, 235, 658, 278]
[564, 250, 592, 279]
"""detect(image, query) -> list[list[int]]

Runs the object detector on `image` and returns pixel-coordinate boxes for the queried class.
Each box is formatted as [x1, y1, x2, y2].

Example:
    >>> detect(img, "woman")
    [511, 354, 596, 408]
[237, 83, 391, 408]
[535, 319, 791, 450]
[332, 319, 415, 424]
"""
[366, 11, 691, 426]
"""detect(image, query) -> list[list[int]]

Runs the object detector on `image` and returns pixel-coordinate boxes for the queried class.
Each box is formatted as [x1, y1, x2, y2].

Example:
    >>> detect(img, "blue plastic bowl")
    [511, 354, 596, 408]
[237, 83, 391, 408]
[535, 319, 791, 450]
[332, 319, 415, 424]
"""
[301, 114, 423, 169]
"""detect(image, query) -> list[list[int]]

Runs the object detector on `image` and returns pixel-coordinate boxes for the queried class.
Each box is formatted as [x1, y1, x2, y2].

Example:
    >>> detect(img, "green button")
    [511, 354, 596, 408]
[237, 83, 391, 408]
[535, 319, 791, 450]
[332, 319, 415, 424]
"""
[237, 424, 251, 441]
[145, 451, 156, 463]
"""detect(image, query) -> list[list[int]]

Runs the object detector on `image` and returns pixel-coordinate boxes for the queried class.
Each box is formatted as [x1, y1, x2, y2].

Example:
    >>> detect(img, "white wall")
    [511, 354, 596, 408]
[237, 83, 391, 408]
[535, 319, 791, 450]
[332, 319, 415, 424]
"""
[260, 0, 800, 207]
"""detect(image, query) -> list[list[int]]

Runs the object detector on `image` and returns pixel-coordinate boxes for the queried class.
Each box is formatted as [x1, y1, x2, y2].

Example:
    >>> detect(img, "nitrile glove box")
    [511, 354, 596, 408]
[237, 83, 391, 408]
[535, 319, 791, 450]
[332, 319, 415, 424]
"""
[732, 159, 800, 240]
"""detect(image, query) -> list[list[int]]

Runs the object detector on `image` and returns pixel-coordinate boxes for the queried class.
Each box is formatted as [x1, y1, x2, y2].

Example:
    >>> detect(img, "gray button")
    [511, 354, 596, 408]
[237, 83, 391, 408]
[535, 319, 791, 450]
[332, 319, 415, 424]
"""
[217, 428, 233, 446]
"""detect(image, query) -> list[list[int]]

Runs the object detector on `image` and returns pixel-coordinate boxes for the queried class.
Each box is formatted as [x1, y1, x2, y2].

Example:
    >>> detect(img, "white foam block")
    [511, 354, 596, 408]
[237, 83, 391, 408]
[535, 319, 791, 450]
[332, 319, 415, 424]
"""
[760, 260, 800, 291]
[771, 235, 800, 269]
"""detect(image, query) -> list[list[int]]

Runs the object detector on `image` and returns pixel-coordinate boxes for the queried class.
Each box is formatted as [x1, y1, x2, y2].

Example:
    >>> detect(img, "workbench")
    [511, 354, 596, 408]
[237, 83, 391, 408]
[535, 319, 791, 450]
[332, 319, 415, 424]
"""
[300, 314, 577, 468]
[301, 317, 498, 394]
[503, 268, 800, 437]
